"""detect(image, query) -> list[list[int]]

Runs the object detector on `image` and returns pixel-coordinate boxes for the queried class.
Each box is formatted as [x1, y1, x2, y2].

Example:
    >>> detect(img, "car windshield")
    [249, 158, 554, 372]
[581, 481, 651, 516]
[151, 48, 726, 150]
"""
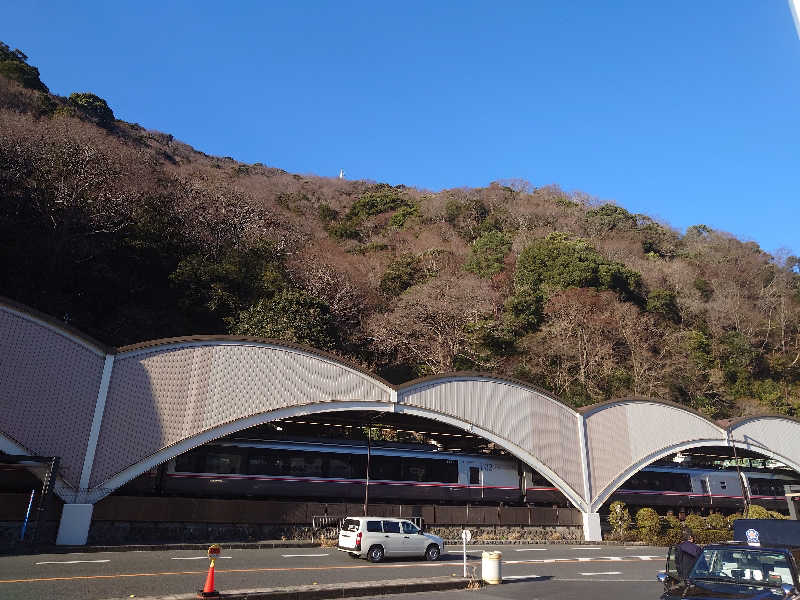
[690, 548, 792, 587]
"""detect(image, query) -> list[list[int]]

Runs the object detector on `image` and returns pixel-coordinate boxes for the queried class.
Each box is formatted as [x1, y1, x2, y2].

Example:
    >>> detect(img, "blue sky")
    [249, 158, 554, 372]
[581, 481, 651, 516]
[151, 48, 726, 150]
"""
[5, 1, 799, 256]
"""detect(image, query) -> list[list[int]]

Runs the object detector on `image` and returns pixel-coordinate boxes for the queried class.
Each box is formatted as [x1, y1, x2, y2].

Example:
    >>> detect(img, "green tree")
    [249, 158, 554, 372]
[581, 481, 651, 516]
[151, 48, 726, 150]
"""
[170, 244, 286, 328]
[464, 230, 512, 278]
[68, 92, 115, 128]
[585, 203, 637, 235]
[379, 254, 424, 296]
[646, 289, 680, 323]
[513, 232, 643, 302]
[231, 289, 337, 349]
[0, 41, 48, 92]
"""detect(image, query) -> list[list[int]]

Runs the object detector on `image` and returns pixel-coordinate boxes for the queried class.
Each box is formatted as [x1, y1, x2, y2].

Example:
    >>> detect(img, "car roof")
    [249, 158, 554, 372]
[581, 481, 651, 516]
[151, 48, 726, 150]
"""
[346, 516, 409, 521]
[703, 542, 797, 552]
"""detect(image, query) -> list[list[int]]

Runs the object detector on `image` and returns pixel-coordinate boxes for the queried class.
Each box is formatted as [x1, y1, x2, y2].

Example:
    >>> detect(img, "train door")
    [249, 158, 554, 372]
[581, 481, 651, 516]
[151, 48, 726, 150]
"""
[701, 476, 712, 507]
[467, 463, 484, 501]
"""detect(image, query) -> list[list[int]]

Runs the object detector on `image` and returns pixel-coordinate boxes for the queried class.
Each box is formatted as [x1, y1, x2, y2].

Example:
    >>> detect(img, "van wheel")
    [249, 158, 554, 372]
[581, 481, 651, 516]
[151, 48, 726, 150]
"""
[367, 545, 384, 563]
[425, 544, 441, 561]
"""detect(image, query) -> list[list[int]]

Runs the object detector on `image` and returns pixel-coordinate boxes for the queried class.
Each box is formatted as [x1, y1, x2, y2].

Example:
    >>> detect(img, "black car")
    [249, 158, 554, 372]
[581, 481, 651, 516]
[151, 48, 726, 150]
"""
[658, 520, 800, 599]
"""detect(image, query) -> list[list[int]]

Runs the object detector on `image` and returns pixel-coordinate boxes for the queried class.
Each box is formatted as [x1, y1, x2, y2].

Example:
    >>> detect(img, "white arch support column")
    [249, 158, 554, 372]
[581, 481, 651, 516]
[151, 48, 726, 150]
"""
[56, 504, 94, 545]
[582, 512, 602, 541]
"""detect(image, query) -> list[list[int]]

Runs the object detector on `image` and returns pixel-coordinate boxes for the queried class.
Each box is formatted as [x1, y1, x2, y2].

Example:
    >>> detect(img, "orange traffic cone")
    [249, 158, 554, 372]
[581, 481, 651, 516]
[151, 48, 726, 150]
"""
[197, 557, 219, 598]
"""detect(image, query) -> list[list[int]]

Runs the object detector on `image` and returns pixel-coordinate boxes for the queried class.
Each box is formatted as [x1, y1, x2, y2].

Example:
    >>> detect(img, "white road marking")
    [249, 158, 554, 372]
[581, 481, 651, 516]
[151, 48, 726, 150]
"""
[572, 546, 603, 550]
[281, 553, 330, 558]
[514, 548, 548, 552]
[503, 574, 544, 580]
[170, 556, 232, 560]
[580, 571, 622, 576]
[35, 559, 111, 565]
[633, 555, 661, 560]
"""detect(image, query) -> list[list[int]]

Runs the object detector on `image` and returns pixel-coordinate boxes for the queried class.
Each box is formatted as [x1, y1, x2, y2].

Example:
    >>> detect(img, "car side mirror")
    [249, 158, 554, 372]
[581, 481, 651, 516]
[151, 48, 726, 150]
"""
[657, 572, 669, 583]
[781, 583, 797, 597]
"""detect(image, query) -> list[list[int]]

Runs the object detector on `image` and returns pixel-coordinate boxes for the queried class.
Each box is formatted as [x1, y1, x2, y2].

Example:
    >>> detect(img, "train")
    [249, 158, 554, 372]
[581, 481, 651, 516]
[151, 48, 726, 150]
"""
[118, 438, 800, 513]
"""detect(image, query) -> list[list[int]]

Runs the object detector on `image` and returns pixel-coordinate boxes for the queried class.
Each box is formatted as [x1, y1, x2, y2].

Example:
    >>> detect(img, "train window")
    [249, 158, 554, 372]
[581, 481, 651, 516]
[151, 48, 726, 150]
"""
[382, 520, 401, 533]
[674, 474, 692, 492]
[431, 460, 459, 483]
[371, 456, 401, 481]
[327, 454, 351, 478]
[470, 467, 480, 485]
[174, 451, 200, 473]
[720, 481, 727, 490]
[248, 452, 282, 476]
[351, 454, 367, 478]
[205, 452, 242, 474]
[402, 458, 429, 482]
[289, 452, 323, 477]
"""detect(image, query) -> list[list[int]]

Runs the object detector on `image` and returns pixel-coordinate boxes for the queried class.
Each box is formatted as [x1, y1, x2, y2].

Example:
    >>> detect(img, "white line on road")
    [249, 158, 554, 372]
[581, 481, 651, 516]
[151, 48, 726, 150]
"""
[514, 548, 548, 552]
[572, 546, 602, 550]
[503, 574, 544, 580]
[35, 560, 111, 565]
[579, 571, 622, 576]
[170, 556, 232, 560]
[281, 553, 330, 558]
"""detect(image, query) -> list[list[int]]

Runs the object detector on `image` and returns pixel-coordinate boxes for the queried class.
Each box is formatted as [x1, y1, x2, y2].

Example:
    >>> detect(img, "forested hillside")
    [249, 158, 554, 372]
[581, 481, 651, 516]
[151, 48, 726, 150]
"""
[1, 41, 798, 418]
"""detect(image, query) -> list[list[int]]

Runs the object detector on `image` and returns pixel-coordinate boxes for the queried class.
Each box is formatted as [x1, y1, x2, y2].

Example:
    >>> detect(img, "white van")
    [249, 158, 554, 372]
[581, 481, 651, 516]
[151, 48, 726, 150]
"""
[337, 516, 444, 562]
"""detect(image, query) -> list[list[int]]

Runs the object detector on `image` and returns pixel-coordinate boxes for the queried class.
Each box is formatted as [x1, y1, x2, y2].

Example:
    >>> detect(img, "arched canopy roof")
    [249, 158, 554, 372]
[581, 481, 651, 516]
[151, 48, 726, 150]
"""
[2, 297, 799, 512]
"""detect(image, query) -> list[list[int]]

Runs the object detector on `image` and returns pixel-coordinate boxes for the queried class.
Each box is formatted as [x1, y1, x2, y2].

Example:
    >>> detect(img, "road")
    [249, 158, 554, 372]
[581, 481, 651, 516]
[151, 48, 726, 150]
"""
[0, 543, 667, 600]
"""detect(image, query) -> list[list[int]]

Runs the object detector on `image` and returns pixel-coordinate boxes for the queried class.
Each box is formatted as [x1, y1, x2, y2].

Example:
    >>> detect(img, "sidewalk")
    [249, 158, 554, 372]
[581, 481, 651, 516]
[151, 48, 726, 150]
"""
[104, 576, 476, 600]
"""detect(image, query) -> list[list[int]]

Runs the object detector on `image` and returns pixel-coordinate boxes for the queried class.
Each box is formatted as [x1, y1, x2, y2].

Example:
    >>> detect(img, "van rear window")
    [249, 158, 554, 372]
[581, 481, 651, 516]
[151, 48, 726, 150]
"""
[342, 519, 360, 532]
[367, 521, 382, 532]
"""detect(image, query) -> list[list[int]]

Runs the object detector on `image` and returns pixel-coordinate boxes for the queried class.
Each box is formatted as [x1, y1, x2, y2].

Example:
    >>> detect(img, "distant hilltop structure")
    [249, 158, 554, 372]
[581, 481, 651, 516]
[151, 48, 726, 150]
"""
[338, 169, 345, 180]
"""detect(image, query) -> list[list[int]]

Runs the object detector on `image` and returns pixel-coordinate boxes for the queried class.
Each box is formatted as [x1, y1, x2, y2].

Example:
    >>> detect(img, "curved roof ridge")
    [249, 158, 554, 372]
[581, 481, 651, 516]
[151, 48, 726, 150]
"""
[398, 371, 578, 416]
[0, 296, 111, 354]
[116, 335, 395, 390]
[579, 396, 726, 431]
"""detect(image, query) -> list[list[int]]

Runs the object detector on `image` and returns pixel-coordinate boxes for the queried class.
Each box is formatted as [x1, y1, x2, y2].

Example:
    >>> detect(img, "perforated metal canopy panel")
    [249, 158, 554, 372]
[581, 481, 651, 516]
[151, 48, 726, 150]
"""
[399, 377, 585, 502]
[730, 417, 800, 473]
[0, 307, 104, 486]
[88, 342, 391, 487]
[585, 401, 725, 505]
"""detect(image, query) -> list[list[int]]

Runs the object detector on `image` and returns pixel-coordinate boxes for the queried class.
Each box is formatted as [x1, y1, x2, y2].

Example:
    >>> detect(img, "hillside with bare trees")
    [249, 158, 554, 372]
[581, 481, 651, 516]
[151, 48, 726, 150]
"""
[1, 41, 798, 419]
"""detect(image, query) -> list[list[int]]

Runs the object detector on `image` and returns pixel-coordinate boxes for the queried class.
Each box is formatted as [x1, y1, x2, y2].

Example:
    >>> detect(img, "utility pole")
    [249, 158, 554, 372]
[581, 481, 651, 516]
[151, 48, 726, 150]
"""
[363, 421, 372, 516]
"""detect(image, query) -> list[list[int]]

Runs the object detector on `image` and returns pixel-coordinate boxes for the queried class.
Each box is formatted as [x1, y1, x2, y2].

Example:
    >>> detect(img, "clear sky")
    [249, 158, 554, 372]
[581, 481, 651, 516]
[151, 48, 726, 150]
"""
[4, 1, 799, 256]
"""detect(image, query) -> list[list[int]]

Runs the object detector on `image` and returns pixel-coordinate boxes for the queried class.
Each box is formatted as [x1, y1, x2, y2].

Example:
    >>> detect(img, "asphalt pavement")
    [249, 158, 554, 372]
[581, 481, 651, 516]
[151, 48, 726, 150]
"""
[0, 543, 667, 600]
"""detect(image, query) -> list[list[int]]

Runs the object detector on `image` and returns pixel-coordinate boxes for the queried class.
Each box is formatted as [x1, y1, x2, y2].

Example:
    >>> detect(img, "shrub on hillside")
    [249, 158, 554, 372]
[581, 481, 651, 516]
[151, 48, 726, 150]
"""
[0, 41, 48, 92]
[646, 289, 680, 323]
[464, 230, 512, 278]
[231, 289, 337, 350]
[390, 202, 420, 228]
[68, 92, 115, 128]
[379, 254, 424, 296]
[513, 232, 643, 303]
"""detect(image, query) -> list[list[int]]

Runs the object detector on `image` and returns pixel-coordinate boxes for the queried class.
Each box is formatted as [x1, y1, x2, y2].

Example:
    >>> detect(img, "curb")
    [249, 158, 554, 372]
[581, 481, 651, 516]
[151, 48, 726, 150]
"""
[3, 541, 319, 556]
[108, 576, 476, 600]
